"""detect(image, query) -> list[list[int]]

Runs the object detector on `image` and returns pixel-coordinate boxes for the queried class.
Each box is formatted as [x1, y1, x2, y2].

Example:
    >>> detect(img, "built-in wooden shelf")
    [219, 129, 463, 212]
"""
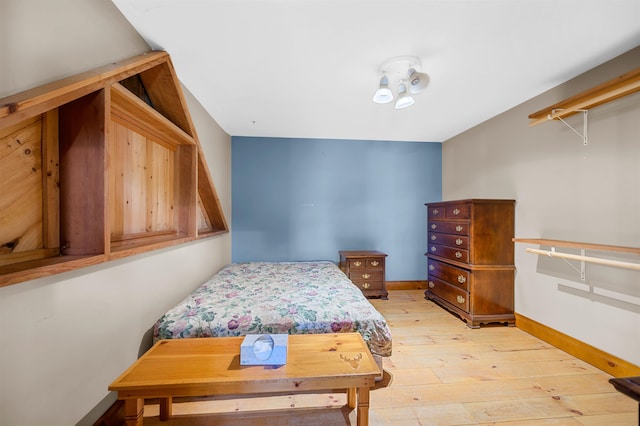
[528, 67, 640, 126]
[513, 238, 640, 255]
[513, 238, 640, 273]
[0, 51, 228, 287]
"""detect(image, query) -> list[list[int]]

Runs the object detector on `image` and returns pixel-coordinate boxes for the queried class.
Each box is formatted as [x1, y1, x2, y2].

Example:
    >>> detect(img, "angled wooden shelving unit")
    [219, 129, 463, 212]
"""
[0, 51, 228, 287]
[528, 66, 640, 145]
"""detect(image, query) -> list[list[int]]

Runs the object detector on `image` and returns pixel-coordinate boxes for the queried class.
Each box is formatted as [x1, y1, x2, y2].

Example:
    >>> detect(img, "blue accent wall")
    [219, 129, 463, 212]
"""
[231, 137, 442, 280]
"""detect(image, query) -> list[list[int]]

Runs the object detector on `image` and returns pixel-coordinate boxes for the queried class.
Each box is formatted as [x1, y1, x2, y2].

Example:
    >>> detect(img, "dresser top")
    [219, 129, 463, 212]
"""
[425, 198, 515, 206]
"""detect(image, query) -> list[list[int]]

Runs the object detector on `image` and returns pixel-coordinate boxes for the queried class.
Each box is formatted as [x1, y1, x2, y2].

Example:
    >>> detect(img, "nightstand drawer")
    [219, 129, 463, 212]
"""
[349, 270, 383, 281]
[347, 258, 367, 269]
[351, 279, 383, 292]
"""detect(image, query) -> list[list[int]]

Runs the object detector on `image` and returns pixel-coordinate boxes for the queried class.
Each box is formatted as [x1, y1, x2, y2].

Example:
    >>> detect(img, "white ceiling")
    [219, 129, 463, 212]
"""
[112, 0, 640, 143]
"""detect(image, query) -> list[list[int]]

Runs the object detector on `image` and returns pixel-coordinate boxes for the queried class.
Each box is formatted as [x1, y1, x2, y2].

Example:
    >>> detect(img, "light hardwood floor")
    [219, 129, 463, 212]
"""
[142, 290, 637, 425]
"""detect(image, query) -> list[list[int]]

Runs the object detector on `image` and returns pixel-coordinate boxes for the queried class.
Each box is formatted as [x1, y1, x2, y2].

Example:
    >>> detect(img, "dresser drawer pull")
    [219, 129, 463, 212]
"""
[456, 295, 465, 304]
[428, 281, 435, 288]
[371, 260, 379, 266]
[431, 246, 437, 252]
[458, 275, 466, 284]
[456, 225, 463, 232]
[431, 235, 437, 241]
[362, 282, 370, 289]
[432, 208, 439, 215]
[431, 224, 437, 230]
[428, 264, 435, 271]
[362, 273, 370, 279]
[353, 261, 362, 267]
[455, 251, 462, 258]
[453, 208, 460, 215]
[455, 238, 463, 246]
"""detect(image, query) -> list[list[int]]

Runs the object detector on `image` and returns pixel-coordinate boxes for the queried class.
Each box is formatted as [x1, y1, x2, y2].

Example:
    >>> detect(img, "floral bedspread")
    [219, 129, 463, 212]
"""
[153, 261, 392, 357]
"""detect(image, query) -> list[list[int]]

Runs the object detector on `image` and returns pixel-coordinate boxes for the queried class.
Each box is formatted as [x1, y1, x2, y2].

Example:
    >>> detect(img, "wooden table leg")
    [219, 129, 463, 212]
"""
[346, 388, 357, 409]
[124, 398, 144, 426]
[356, 386, 370, 426]
[159, 396, 173, 421]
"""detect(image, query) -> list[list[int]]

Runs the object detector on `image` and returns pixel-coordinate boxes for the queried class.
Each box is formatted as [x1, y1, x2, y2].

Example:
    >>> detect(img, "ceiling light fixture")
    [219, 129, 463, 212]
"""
[395, 82, 415, 109]
[372, 75, 393, 104]
[373, 56, 429, 109]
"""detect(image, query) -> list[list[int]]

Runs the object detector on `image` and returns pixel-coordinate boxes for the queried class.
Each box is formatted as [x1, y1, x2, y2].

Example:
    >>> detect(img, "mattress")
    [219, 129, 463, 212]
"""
[153, 261, 392, 357]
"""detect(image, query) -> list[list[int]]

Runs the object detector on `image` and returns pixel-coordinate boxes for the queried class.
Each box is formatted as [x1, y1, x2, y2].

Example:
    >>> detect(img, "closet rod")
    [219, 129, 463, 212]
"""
[526, 248, 640, 271]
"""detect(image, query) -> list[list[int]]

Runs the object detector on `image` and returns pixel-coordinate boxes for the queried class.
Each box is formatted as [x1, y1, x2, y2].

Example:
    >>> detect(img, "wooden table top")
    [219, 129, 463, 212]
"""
[109, 333, 380, 399]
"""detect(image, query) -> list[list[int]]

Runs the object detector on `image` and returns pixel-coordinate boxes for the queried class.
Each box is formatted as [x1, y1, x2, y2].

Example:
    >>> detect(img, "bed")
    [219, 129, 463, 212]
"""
[153, 261, 392, 358]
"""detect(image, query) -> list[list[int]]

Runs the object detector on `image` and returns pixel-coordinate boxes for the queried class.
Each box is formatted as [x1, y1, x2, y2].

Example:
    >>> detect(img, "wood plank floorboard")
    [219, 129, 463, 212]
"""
[142, 290, 637, 425]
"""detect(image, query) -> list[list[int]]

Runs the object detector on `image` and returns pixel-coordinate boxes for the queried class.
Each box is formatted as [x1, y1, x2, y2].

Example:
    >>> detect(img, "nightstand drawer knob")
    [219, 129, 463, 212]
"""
[458, 275, 466, 284]
[455, 251, 462, 258]
[371, 260, 379, 266]
[456, 238, 463, 246]
[353, 261, 362, 267]
[428, 281, 435, 288]
[457, 295, 465, 304]
[362, 282, 370, 289]
[362, 273, 370, 279]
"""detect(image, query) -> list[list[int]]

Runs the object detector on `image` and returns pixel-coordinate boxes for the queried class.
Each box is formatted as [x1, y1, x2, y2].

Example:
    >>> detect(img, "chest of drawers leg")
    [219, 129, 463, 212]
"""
[339, 250, 388, 299]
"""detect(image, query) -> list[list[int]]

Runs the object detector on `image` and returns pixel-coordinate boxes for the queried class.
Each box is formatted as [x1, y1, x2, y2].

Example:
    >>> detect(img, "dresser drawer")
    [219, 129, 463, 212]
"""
[428, 244, 469, 263]
[428, 221, 469, 235]
[427, 259, 470, 290]
[445, 204, 470, 219]
[427, 277, 469, 312]
[428, 232, 469, 250]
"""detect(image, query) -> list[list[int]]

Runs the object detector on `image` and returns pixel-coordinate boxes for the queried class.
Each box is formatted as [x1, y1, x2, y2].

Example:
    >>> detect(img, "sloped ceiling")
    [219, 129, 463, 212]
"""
[112, 0, 640, 142]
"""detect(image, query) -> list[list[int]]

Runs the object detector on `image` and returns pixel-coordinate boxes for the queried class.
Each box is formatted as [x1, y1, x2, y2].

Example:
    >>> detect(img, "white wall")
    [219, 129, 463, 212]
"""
[0, 1, 232, 425]
[442, 47, 640, 367]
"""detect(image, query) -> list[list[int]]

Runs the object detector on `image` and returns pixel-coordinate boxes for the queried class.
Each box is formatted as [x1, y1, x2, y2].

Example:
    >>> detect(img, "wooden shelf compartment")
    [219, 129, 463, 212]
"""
[528, 67, 640, 126]
[0, 51, 228, 287]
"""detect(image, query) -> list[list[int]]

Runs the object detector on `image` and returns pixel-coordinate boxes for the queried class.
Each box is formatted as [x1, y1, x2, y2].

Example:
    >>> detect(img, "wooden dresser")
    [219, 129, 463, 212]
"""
[425, 199, 515, 328]
[339, 250, 388, 299]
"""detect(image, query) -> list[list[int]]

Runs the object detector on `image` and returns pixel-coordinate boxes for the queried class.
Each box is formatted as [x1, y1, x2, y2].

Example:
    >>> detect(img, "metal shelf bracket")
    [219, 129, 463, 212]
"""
[549, 109, 588, 145]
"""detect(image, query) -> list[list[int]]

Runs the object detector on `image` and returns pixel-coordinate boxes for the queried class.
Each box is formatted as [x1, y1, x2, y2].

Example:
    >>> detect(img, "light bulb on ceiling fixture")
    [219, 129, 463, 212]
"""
[395, 82, 415, 109]
[407, 68, 429, 94]
[372, 75, 393, 104]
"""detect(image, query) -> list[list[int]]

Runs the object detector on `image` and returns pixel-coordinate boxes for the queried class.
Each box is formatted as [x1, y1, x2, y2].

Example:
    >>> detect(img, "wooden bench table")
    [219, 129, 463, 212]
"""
[109, 333, 380, 425]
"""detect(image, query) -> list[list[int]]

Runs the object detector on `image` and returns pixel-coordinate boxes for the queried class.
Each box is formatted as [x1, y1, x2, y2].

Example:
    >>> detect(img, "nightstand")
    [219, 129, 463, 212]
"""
[339, 250, 388, 299]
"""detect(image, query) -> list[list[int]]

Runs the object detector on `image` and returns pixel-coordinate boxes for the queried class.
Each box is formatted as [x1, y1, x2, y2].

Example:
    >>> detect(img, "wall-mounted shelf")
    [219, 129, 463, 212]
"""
[527, 67, 640, 145]
[513, 238, 640, 278]
[0, 51, 229, 287]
